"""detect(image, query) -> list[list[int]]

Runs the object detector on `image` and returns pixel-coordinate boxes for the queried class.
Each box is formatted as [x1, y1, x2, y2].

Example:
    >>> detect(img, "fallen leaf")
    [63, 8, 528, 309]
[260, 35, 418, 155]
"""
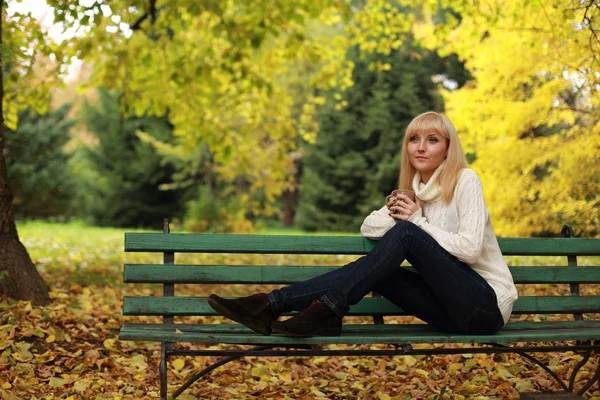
[49, 377, 67, 388]
[172, 359, 185, 371]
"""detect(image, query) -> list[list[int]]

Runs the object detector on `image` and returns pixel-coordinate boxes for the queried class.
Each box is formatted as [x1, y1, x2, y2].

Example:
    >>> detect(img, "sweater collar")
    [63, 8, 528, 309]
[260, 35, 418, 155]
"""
[412, 160, 446, 202]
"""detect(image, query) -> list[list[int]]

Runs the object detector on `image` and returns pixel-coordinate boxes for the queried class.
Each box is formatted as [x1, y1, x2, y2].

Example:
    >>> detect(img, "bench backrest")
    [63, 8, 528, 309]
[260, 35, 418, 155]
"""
[123, 223, 600, 321]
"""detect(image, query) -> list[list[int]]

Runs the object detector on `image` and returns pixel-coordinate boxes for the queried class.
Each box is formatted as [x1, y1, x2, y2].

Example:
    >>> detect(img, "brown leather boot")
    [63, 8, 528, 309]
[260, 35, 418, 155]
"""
[208, 293, 275, 335]
[271, 300, 342, 337]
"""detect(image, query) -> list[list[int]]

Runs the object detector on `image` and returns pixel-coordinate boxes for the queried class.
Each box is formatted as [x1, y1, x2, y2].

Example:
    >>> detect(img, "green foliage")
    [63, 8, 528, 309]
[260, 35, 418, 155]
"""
[76, 89, 186, 228]
[4, 104, 76, 219]
[1, 3, 65, 129]
[297, 45, 451, 231]
[183, 185, 255, 233]
[42, 0, 355, 229]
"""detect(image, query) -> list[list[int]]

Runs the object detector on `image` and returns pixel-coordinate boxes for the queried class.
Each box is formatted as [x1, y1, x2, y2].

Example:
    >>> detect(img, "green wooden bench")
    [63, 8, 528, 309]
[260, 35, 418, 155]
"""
[119, 222, 600, 399]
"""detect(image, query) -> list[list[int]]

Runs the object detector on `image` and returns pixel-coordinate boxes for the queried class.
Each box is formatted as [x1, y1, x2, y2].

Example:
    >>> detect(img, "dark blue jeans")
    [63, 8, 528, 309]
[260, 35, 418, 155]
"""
[267, 221, 504, 334]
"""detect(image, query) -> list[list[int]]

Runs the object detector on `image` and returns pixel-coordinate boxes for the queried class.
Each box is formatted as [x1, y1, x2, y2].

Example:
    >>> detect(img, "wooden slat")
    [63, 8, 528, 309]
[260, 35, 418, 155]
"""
[125, 233, 375, 254]
[123, 295, 600, 316]
[124, 265, 600, 284]
[499, 238, 600, 256]
[122, 320, 600, 332]
[118, 321, 600, 344]
[125, 233, 600, 255]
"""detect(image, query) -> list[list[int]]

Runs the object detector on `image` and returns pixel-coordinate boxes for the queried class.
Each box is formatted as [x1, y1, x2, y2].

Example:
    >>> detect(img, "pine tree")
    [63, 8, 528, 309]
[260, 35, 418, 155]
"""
[4, 104, 76, 219]
[297, 45, 466, 231]
[77, 89, 186, 228]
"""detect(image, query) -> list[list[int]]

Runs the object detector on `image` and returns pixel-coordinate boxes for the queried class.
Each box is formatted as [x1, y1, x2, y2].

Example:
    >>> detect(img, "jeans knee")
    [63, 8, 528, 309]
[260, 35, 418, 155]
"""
[388, 220, 419, 237]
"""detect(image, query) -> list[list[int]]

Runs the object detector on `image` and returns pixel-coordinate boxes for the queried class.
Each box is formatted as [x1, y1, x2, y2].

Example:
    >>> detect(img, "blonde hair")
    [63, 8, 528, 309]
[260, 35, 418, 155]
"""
[398, 111, 468, 204]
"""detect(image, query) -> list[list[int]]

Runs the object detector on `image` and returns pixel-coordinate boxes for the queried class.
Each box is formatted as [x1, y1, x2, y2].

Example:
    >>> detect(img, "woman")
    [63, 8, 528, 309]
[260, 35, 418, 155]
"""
[209, 111, 518, 337]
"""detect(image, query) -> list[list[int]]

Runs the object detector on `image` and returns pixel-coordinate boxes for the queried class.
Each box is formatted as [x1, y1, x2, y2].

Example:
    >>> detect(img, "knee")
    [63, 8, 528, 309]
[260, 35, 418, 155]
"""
[388, 220, 419, 237]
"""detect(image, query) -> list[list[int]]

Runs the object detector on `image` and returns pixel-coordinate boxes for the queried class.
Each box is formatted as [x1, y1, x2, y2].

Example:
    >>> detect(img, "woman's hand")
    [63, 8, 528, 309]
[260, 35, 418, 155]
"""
[389, 194, 421, 221]
[385, 192, 397, 210]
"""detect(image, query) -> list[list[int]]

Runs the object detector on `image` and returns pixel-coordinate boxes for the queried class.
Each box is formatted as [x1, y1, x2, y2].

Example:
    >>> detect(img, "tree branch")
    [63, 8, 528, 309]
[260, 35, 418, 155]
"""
[582, 0, 600, 69]
[130, 0, 157, 31]
[130, 12, 148, 31]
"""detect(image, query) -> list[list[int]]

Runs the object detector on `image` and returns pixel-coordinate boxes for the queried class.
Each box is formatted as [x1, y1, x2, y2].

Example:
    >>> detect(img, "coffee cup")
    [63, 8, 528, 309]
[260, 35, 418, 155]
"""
[386, 189, 415, 205]
[396, 189, 415, 202]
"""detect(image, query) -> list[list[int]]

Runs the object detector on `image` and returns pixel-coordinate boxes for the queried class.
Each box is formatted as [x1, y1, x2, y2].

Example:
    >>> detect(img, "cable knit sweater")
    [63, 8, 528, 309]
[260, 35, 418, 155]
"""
[360, 167, 518, 324]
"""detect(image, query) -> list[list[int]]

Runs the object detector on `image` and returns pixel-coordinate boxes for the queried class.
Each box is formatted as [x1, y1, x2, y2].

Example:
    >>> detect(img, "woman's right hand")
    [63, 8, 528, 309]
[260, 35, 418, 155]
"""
[385, 192, 397, 210]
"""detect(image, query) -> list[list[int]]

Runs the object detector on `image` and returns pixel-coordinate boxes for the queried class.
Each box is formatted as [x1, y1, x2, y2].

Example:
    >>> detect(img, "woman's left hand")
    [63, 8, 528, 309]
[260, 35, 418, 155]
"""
[389, 194, 421, 221]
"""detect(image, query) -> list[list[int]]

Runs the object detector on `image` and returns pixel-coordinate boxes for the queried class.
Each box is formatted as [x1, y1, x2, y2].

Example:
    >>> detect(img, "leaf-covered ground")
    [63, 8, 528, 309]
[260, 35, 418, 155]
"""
[1, 221, 600, 399]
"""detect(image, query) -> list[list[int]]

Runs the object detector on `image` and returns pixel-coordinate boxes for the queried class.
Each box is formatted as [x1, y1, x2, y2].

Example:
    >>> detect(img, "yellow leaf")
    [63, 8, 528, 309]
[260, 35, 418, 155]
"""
[376, 393, 392, 400]
[279, 373, 292, 382]
[516, 380, 533, 390]
[251, 366, 269, 378]
[172, 359, 185, 371]
[103, 338, 117, 352]
[448, 362, 463, 372]
[46, 335, 56, 343]
[74, 380, 90, 392]
[497, 368, 514, 379]
[1, 382, 11, 389]
[175, 329, 183, 334]
[401, 356, 417, 366]
[49, 377, 67, 387]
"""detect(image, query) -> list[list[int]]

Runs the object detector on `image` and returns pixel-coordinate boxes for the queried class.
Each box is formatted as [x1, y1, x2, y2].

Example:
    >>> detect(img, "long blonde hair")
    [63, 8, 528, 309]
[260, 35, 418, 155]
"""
[398, 111, 468, 204]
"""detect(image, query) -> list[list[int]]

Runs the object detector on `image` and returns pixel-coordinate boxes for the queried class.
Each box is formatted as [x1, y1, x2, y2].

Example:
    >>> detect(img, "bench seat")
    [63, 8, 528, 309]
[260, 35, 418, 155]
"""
[119, 320, 600, 345]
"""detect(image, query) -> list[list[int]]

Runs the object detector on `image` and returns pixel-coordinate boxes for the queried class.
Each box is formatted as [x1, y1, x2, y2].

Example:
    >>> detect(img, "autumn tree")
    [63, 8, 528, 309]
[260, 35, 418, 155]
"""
[412, 0, 600, 236]
[43, 0, 598, 237]
[321, 0, 599, 237]
[0, 1, 65, 304]
[46, 0, 353, 231]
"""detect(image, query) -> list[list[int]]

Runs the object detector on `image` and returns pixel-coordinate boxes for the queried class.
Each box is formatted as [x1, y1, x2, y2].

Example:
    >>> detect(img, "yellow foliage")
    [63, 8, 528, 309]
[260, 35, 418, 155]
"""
[432, 1, 600, 236]
[355, 0, 600, 237]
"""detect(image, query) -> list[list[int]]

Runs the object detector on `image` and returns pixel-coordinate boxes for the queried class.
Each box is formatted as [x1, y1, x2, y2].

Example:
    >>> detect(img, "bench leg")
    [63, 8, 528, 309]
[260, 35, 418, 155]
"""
[160, 343, 169, 400]
[574, 355, 600, 396]
[488, 342, 600, 397]
[171, 345, 294, 398]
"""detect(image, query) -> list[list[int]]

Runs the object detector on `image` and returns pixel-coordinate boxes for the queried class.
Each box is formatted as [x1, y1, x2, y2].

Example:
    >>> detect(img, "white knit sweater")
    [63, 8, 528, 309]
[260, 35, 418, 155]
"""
[360, 167, 518, 324]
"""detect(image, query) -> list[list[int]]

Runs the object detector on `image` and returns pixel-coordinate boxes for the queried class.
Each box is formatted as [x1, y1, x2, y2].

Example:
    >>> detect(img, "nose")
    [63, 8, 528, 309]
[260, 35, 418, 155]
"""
[417, 141, 426, 152]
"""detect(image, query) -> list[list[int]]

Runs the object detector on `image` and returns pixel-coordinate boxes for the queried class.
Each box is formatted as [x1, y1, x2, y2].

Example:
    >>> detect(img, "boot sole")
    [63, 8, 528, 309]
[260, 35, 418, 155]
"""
[271, 325, 342, 338]
[208, 297, 272, 336]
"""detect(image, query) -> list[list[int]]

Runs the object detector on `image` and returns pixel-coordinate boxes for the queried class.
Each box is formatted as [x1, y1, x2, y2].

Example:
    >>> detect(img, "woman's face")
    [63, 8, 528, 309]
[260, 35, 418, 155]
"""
[406, 130, 448, 183]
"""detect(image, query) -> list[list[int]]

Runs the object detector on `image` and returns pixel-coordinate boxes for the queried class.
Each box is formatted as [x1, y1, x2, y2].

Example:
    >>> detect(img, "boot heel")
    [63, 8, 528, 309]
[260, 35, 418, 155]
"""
[319, 327, 342, 336]
[269, 300, 343, 337]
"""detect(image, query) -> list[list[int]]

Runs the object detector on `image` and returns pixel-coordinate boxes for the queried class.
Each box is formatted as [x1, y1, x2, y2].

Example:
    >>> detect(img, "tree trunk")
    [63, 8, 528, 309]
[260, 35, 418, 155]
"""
[282, 189, 297, 227]
[282, 151, 303, 228]
[0, 2, 50, 305]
